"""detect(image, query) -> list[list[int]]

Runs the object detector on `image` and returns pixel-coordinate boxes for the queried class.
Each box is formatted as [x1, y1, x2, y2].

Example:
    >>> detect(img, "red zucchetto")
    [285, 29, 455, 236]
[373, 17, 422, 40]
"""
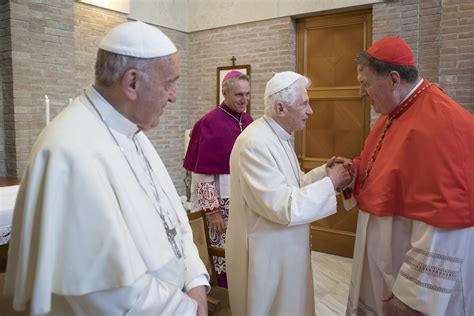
[367, 37, 415, 66]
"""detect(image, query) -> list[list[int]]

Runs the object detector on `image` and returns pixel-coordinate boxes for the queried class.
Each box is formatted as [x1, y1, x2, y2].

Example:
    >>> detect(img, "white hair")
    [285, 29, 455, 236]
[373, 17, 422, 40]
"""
[264, 76, 311, 117]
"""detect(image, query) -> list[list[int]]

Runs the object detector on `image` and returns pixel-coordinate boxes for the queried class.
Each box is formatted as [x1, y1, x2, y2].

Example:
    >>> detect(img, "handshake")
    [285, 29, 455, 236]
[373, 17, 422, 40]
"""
[325, 156, 354, 191]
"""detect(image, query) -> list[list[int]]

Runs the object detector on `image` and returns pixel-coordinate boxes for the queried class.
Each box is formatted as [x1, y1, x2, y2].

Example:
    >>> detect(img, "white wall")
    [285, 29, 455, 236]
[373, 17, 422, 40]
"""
[130, 0, 188, 31]
[129, 0, 384, 32]
[77, 0, 130, 14]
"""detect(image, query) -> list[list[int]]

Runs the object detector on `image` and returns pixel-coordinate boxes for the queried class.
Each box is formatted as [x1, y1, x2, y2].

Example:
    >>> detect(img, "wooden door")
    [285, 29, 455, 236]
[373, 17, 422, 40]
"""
[296, 10, 372, 258]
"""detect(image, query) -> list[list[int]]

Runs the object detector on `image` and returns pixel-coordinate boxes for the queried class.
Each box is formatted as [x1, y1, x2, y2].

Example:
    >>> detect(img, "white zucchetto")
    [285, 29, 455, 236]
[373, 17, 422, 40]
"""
[99, 21, 177, 58]
[264, 71, 303, 99]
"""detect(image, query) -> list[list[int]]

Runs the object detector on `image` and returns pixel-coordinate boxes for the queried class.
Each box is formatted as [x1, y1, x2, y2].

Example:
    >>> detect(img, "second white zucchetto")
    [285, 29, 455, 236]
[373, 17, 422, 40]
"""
[264, 71, 303, 99]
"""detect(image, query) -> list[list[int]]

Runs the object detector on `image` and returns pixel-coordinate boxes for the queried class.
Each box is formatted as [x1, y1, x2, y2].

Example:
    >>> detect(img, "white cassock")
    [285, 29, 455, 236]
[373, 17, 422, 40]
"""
[345, 198, 474, 315]
[226, 116, 337, 316]
[5, 86, 209, 315]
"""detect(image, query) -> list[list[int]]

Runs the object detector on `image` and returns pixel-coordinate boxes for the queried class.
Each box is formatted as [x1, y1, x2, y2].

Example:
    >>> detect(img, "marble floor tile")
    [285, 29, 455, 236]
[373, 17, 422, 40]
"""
[312, 251, 352, 316]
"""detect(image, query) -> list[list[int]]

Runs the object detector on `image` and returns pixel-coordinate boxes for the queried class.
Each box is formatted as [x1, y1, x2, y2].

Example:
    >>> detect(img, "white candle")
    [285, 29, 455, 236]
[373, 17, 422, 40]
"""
[69, 98, 73, 105]
[184, 129, 191, 157]
[45, 95, 50, 125]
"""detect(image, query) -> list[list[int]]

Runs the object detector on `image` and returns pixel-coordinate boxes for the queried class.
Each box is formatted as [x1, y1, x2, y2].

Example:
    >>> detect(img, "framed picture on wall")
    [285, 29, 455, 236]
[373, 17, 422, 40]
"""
[216, 64, 251, 113]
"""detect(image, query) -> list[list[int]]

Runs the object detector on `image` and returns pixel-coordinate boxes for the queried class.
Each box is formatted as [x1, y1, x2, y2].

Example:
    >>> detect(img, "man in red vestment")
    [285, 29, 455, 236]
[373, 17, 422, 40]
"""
[184, 71, 253, 287]
[337, 37, 474, 315]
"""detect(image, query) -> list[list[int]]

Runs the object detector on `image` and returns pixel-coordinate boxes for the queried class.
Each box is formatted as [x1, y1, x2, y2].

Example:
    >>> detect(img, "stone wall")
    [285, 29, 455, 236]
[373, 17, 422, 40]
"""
[0, 0, 12, 176]
[439, 1, 473, 112]
[3, 0, 76, 177]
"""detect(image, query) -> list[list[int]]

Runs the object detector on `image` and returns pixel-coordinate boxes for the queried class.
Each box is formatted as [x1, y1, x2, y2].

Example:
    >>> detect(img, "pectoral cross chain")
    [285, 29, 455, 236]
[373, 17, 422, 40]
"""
[218, 106, 243, 132]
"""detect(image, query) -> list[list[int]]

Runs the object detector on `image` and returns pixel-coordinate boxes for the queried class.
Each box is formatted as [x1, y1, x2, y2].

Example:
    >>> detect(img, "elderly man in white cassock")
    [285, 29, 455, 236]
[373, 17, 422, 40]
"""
[4, 21, 209, 315]
[226, 71, 352, 315]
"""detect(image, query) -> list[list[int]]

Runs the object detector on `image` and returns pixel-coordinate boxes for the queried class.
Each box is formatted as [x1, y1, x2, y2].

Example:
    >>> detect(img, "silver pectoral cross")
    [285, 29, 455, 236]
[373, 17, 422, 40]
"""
[163, 220, 182, 259]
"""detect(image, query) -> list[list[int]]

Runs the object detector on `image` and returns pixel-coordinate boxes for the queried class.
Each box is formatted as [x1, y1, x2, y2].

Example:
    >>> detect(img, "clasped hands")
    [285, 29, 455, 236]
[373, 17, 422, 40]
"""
[326, 156, 354, 191]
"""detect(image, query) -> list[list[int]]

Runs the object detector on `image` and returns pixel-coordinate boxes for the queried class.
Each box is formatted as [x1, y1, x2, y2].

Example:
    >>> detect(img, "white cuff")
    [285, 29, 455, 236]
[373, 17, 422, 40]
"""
[185, 274, 210, 294]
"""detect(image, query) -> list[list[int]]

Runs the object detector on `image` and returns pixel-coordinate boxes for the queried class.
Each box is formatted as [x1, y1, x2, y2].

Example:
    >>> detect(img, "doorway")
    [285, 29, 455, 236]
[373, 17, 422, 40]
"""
[296, 9, 372, 258]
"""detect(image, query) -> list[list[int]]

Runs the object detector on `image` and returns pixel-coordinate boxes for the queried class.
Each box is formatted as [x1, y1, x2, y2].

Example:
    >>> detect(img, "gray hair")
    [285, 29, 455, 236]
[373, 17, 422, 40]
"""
[356, 51, 418, 83]
[264, 76, 311, 117]
[222, 73, 250, 94]
[95, 49, 159, 87]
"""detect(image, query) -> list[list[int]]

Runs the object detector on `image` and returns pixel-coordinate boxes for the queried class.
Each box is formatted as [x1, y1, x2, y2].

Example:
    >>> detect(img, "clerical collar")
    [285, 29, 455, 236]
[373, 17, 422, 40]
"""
[85, 85, 139, 137]
[399, 78, 424, 105]
[220, 102, 242, 118]
[263, 115, 291, 141]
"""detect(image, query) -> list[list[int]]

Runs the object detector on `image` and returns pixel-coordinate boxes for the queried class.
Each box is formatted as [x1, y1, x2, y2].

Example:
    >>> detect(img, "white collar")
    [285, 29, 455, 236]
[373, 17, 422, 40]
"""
[400, 78, 424, 105]
[85, 85, 139, 138]
[263, 115, 292, 141]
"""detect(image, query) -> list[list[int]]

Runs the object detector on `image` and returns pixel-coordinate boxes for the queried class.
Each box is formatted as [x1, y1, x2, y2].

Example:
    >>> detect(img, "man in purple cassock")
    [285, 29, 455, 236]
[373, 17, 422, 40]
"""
[184, 71, 253, 287]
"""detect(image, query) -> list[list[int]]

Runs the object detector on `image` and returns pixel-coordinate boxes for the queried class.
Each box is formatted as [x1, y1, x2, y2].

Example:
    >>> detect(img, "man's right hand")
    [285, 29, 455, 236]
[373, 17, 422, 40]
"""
[187, 286, 208, 316]
[327, 163, 352, 189]
[382, 293, 422, 316]
[206, 211, 226, 232]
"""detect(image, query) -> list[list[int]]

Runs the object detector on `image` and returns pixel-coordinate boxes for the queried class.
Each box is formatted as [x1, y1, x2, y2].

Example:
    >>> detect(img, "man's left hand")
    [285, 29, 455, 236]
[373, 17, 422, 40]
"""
[207, 211, 226, 232]
[382, 292, 422, 316]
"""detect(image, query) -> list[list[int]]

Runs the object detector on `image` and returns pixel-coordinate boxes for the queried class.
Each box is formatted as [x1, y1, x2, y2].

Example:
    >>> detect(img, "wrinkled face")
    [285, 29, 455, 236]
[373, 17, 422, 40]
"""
[357, 64, 398, 115]
[136, 53, 180, 131]
[283, 86, 313, 133]
[223, 79, 251, 113]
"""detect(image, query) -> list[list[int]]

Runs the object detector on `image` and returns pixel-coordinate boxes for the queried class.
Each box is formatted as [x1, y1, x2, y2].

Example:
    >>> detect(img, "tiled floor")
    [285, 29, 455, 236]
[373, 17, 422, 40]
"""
[312, 251, 353, 316]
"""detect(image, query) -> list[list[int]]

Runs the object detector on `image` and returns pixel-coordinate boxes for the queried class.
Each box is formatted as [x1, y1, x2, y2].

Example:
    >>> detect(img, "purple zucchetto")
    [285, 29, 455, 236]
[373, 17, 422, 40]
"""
[223, 70, 243, 82]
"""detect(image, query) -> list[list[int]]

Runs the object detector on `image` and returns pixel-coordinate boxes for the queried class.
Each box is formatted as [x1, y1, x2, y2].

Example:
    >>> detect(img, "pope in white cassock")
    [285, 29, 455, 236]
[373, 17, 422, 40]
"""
[4, 21, 209, 315]
[226, 71, 352, 316]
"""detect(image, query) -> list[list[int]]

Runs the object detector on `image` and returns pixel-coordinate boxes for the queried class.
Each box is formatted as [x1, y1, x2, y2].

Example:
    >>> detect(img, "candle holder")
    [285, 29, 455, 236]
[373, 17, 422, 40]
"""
[184, 169, 191, 202]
